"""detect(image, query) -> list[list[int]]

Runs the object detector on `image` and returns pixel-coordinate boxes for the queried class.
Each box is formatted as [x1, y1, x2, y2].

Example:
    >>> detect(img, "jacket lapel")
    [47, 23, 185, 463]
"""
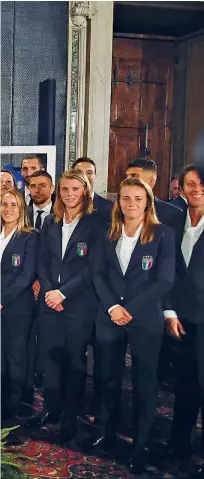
[50, 220, 62, 259]
[28, 206, 34, 227]
[175, 211, 188, 274]
[62, 215, 88, 261]
[125, 238, 148, 275]
[188, 229, 204, 270]
[107, 239, 124, 276]
[1, 232, 19, 267]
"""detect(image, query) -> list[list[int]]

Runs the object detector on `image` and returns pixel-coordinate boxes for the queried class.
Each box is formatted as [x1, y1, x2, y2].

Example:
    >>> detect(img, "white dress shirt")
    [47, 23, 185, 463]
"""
[33, 202, 52, 228]
[25, 186, 31, 206]
[164, 209, 204, 319]
[0, 227, 17, 262]
[116, 223, 143, 275]
[58, 215, 80, 299]
[61, 215, 80, 259]
[109, 223, 143, 313]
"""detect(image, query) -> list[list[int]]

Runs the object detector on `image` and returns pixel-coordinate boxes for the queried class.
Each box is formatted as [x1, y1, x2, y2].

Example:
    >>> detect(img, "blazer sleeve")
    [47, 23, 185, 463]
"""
[38, 217, 54, 293]
[59, 262, 92, 299]
[92, 230, 120, 311]
[1, 231, 39, 308]
[124, 227, 176, 319]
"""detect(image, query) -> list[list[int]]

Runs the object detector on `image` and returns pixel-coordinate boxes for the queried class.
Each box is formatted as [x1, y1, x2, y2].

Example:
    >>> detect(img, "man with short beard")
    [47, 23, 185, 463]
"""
[21, 156, 45, 205]
[28, 171, 55, 228]
[24, 170, 55, 399]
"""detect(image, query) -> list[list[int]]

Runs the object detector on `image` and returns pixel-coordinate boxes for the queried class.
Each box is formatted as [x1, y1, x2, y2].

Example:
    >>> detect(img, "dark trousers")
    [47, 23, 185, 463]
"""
[25, 311, 38, 391]
[40, 309, 96, 431]
[1, 310, 32, 411]
[96, 322, 163, 454]
[170, 321, 204, 456]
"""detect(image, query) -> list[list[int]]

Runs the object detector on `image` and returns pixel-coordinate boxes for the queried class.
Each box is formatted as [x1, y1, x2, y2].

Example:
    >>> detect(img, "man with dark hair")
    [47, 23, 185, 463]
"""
[126, 158, 181, 225]
[72, 157, 113, 220]
[21, 156, 45, 205]
[169, 175, 187, 211]
[169, 175, 180, 200]
[27, 171, 55, 228]
[24, 170, 55, 398]
[164, 165, 204, 477]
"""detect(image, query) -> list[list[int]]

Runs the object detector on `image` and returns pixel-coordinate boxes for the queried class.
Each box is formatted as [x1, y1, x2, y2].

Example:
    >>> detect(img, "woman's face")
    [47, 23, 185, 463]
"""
[0, 172, 15, 197]
[60, 178, 86, 210]
[120, 185, 147, 220]
[1, 192, 20, 225]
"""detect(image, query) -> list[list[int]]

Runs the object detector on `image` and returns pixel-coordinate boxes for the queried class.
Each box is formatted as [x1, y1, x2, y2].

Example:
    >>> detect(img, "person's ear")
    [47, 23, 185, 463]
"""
[149, 175, 156, 188]
[50, 184, 55, 194]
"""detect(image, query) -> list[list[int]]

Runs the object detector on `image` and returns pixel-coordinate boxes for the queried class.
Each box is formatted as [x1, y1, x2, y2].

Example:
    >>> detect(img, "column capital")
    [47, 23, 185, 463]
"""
[70, 1, 92, 28]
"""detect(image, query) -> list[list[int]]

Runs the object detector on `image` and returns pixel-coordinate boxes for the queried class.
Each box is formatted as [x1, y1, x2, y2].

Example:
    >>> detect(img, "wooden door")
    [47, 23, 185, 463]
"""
[108, 37, 175, 199]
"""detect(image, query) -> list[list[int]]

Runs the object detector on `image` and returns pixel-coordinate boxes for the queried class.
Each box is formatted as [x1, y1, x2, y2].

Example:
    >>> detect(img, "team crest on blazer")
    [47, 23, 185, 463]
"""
[77, 242, 87, 257]
[142, 256, 153, 270]
[12, 254, 20, 267]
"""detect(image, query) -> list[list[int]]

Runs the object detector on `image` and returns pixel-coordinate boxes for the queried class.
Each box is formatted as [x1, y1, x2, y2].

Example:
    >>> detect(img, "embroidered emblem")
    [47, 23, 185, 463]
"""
[77, 242, 87, 257]
[142, 256, 153, 271]
[12, 254, 20, 267]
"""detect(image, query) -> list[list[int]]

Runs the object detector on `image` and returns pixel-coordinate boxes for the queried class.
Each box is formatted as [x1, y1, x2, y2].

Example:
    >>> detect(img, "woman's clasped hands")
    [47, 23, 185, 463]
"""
[110, 305, 132, 326]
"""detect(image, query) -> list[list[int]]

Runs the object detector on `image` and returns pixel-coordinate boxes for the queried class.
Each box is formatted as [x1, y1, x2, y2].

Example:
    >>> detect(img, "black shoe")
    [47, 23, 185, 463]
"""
[191, 463, 204, 478]
[80, 434, 116, 451]
[25, 412, 59, 428]
[161, 441, 191, 462]
[129, 454, 145, 475]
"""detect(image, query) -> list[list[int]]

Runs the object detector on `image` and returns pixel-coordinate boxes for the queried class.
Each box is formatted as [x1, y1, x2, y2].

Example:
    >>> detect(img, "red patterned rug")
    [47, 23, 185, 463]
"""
[3, 356, 203, 479]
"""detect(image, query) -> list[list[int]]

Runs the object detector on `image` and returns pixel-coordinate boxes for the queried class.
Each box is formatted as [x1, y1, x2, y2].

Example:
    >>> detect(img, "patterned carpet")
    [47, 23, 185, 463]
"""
[3, 354, 203, 479]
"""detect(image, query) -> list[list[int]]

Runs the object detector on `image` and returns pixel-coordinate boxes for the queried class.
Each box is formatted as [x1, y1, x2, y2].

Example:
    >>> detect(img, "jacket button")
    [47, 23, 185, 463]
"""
[120, 296, 124, 300]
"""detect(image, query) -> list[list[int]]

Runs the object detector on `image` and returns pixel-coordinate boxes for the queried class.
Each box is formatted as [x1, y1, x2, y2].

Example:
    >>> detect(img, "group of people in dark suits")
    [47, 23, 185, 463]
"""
[1, 156, 204, 477]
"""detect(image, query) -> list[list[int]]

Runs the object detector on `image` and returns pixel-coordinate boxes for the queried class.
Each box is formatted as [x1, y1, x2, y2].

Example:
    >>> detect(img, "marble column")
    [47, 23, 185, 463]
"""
[87, 1, 113, 195]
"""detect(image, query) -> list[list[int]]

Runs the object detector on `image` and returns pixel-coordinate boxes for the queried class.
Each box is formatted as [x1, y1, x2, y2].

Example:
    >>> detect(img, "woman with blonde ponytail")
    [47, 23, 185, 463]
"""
[83, 176, 175, 475]
[1, 189, 38, 419]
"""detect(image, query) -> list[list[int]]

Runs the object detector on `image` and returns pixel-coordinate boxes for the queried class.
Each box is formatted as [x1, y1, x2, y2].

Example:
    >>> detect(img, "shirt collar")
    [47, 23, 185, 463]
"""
[63, 214, 81, 227]
[185, 209, 204, 230]
[121, 222, 143, 239]
[91, 191, 94, 201]
[0, 226, 17, 240]
[33, 202, 52, 215]
[25, 185, 30, 197]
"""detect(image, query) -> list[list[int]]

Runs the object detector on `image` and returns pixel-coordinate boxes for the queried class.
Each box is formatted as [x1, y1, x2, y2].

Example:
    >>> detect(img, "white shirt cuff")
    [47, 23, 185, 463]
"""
[59, 291, 66, 300]
[108, 304, 120, 314]
[163, 310, 177, 319]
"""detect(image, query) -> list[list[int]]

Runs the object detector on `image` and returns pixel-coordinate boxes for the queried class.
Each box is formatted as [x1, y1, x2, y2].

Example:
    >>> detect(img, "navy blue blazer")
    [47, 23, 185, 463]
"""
[1, 230, 39, 312]
[163, 210, 204, 324]
[38, 212, 105, 313]
[93, 193, 113, 221]
[154, 196, 182, 226]
[92, 223, 175, 331]
[169, 196, 187, 212]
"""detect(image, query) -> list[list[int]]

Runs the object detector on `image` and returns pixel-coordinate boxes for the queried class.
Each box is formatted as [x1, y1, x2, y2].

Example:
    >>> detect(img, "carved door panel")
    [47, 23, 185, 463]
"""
[108, 37, 175, 199]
